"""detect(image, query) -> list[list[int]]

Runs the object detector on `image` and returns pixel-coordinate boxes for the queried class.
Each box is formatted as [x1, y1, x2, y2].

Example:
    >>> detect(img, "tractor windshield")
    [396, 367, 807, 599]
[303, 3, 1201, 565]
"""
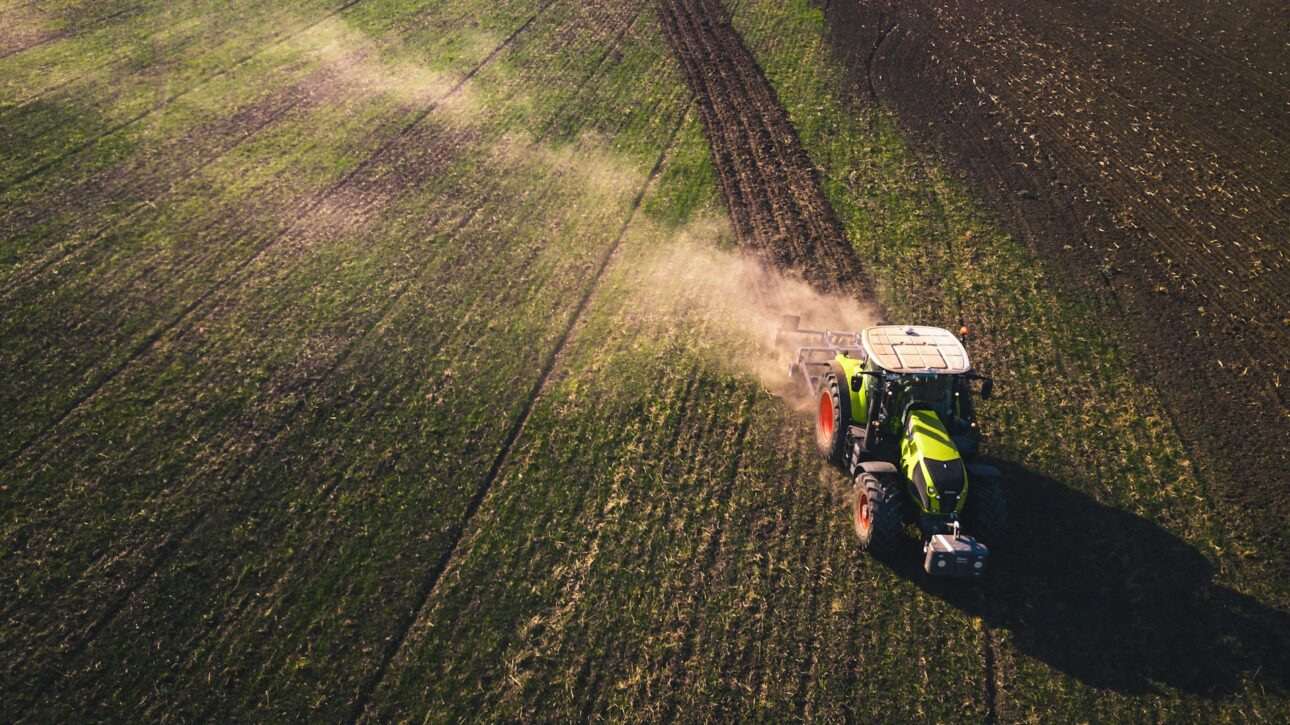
[906, 374, 952, 413]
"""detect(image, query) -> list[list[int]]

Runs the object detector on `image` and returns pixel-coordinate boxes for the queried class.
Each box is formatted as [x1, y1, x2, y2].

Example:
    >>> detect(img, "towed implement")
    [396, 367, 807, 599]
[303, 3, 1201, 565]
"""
[779, 318, 1005, 577]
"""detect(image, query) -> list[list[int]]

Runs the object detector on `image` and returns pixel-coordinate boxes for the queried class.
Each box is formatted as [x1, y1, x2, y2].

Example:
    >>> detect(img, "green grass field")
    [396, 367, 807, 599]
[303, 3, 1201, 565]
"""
[2, 0, 1285, 720]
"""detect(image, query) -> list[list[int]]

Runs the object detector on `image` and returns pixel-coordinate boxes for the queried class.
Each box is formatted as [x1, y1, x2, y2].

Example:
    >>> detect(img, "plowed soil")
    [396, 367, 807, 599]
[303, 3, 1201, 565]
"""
[659, 0, 871, 299]
[821, 0, 1289, 552]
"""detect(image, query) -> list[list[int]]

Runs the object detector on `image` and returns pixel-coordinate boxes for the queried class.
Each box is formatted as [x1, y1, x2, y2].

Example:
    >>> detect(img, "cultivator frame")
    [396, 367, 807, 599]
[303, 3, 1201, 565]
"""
[776, 314, 865, 397]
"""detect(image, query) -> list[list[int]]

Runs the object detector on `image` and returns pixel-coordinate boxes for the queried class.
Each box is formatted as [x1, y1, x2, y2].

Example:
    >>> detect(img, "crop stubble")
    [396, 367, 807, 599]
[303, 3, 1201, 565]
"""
[3, 0, 702, 719]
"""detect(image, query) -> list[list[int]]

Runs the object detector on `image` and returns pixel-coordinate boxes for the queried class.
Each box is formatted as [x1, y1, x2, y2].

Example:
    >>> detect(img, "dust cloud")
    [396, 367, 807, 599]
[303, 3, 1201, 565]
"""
[635, 218, 880, 407]
[276, 17, 487, 124]
[488, 130, 641, 204]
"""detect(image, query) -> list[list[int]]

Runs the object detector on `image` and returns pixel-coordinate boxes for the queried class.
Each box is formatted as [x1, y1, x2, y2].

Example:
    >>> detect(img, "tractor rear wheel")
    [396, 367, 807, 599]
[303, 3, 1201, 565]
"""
[965, 476, 1007, 545]
[816, 372, 847, 465]
[854, 472, 904, 553]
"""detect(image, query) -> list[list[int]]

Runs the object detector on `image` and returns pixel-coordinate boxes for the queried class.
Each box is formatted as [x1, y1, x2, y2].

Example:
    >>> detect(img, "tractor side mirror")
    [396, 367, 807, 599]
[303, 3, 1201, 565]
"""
[980, 378, 994, 400]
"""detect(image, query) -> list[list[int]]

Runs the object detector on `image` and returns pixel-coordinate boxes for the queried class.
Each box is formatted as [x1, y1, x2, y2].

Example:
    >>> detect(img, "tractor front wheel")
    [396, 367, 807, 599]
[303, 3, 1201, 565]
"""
[854, 472, 904, 553]
[965, 476, 1007, 545]
[816, 373, 847, 465]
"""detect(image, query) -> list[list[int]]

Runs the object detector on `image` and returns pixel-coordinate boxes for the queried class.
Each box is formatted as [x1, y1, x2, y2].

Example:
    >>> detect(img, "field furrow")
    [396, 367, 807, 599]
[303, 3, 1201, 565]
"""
[658, 0, 867, 298]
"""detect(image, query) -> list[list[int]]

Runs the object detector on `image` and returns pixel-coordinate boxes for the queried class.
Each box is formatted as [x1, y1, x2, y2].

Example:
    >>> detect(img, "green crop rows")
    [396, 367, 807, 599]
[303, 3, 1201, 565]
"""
[1, 0, 1285, 721]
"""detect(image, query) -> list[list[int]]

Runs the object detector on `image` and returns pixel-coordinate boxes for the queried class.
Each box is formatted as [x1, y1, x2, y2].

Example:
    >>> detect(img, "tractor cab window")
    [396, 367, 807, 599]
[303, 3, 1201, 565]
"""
[907, 374, 952, 413]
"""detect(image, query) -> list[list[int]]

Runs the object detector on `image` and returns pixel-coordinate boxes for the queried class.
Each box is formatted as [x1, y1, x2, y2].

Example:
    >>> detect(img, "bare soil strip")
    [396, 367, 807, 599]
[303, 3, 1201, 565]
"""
[822, 0, 1289, 561]
[658, 0, 870, 300]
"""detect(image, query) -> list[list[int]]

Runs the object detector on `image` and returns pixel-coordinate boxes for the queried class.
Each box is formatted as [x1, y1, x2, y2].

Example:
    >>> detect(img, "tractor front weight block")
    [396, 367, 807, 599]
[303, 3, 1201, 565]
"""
[923, 533, 988, 577]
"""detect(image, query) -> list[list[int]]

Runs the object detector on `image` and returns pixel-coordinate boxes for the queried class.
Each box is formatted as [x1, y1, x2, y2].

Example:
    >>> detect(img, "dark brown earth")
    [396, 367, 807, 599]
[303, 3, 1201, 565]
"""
[820, 0, 1289, 564]
[658, 0, 873, 301]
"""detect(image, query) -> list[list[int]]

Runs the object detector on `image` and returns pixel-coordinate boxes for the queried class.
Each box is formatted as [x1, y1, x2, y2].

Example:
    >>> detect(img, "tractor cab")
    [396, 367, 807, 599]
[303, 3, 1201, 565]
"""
[855, 326, 985, 451]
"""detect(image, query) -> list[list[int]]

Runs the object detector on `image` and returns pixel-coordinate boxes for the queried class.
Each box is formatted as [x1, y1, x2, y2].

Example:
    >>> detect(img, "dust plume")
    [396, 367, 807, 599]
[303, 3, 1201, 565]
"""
[273, 17, 487, 125]
[488, 130, 640, 205]
[635, 218, 881, 407]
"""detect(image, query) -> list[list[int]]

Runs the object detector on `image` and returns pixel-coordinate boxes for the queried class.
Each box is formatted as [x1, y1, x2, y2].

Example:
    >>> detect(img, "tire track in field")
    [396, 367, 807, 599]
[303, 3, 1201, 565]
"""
[658, 0, 871, 301]
[0, 0, 559, 475]
[0, 0, 372, 192]
[982, 622, 1001, 723]
[346, 105, 692, 724]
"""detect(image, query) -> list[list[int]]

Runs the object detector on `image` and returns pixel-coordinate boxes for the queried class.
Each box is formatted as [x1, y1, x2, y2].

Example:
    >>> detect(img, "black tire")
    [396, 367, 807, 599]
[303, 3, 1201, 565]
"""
[815, 372, 847, 465]
[854, 472, 904, 553]
[965, 475, 1007, 545]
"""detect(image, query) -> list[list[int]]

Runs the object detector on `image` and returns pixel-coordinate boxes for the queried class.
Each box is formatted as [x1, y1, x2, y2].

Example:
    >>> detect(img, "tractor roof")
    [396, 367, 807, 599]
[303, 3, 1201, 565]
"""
[861, 325, 970, 374]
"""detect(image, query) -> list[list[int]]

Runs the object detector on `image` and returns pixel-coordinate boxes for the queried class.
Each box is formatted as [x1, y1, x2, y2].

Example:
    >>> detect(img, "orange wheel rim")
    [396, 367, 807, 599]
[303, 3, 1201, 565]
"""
[856, 491, 871, 532]
[817, 391, 834, 446]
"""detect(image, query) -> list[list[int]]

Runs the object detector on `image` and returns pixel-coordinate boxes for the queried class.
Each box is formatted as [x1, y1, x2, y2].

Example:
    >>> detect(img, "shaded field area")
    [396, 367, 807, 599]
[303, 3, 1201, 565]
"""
[818, 0, 1290, 567]
[1, 0, 1287, 721]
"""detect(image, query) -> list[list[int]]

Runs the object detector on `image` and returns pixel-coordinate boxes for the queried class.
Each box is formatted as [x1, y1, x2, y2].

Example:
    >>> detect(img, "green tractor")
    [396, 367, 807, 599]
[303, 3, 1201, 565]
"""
[779, 318, 1005, 577]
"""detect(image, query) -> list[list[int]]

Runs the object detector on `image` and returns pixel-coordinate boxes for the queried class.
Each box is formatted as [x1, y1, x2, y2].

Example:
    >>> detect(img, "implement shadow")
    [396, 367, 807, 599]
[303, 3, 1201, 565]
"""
[881, 458, 1290, 696]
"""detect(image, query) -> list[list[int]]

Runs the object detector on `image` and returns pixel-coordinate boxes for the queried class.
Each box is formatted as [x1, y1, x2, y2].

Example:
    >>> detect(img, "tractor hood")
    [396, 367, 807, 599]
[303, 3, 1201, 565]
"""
[900, 409, 968, 514]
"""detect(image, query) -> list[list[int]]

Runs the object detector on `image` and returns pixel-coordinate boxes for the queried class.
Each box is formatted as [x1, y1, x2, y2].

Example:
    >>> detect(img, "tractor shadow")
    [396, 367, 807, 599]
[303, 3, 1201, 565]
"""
[879, 458, 1290, 696]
